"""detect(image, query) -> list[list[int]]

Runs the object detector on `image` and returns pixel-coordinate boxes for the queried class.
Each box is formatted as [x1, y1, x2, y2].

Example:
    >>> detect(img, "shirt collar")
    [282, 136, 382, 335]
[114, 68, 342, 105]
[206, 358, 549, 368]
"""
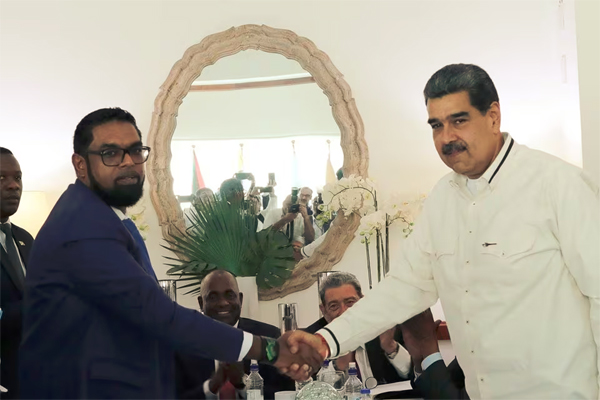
[111, 207, 128, 221]
[451, 132, 514, 189]
[480, 132, 514, 184]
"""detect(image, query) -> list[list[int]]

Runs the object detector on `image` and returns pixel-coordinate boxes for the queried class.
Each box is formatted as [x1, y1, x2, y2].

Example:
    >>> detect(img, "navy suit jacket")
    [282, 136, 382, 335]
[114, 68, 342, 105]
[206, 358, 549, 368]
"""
[0, 223, 33, 399]
[412, 358, 468, 399]
[20, 180, 247, 399]
[175, 318, 294, 399]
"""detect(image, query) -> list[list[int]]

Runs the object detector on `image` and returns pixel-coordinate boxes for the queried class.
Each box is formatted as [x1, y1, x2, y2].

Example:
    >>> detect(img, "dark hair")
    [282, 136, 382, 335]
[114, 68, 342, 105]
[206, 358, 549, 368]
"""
[319, 272, 362, 305]
[73, 107, 142, 155]
[219, 178, 244, 199]
[0, 147, 14, 156]
[423, 64, 499, 115]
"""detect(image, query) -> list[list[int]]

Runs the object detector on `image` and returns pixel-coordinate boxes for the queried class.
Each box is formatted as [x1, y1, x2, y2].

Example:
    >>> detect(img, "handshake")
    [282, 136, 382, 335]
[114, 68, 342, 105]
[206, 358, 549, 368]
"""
[271, 331, 330, 381]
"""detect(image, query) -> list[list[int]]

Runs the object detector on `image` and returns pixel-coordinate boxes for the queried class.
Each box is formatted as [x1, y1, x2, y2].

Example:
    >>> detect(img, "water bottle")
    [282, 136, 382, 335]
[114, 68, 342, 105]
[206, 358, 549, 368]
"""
[295, 376, 313, 392]
[360, 388, 372, 400]
[343, 362, 363, 400]
[246, 360, 264, 400]
[317, 360, 337, 386]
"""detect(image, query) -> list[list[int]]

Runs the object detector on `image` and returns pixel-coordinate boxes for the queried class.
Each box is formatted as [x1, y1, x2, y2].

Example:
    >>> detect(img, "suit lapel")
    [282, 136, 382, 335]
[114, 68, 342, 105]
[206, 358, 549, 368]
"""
[1, 245, 25, 292]
[12, 227, 31, 268]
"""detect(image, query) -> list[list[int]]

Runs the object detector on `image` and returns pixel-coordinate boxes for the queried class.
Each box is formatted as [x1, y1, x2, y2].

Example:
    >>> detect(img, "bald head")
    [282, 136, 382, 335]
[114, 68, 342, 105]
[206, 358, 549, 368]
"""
[198, 270, 242, 326]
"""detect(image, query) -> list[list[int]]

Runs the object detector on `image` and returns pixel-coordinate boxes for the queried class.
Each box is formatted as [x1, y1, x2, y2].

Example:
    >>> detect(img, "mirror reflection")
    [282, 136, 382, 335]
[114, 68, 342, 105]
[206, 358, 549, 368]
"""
[170, 50, 343, 255]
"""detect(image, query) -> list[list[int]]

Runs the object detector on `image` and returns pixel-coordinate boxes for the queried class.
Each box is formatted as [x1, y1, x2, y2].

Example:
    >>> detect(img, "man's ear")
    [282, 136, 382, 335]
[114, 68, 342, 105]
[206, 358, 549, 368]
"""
[319, 304, 326, 316]
[487, 101, 501, 134]
[238, 292, 243, 307]
[72, 153, 88, 182]
[197, 296, 204, 312]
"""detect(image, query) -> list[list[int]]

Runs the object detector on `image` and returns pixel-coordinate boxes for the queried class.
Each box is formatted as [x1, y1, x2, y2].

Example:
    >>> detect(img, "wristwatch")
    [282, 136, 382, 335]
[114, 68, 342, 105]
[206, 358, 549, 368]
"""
[385, 342, 400, 360]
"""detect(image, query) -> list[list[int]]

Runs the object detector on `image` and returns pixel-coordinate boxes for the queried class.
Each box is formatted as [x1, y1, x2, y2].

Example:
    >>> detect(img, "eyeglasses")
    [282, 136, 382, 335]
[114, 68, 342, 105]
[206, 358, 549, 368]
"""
[86, 146, 151, 167]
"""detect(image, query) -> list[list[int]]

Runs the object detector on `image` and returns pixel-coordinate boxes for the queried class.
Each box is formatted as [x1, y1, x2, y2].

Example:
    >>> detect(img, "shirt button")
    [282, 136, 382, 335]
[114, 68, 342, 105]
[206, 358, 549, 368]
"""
[465, 289, 469, 293]
[472, 202, 476, 206]
[466, 320, 470, 324]
[466, 260, 470, 264]
[469, 230, 472, 233]
[471, 350, 474, 354]
[480, 378, 484, 382]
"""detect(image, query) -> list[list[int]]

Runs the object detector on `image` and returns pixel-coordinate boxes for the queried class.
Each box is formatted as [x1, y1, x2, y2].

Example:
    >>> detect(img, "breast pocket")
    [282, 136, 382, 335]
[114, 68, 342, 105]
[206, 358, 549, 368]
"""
[479, 231, 536, 261]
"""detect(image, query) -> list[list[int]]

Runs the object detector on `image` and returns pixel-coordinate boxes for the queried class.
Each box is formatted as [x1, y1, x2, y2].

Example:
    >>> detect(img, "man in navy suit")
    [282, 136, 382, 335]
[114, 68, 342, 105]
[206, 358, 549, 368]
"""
[19, 108, 321, 399]
[0, 148, 34, 399]
[401, 309, 468, 399]
[175, 270, 295, 399]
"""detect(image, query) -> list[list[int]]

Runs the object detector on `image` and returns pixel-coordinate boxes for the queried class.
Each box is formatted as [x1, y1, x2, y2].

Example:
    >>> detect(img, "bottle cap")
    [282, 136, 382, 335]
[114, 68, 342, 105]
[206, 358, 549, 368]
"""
[349, 362, 356, 368]
[323, 360, 330, 366]
[361, 388, 371, 394]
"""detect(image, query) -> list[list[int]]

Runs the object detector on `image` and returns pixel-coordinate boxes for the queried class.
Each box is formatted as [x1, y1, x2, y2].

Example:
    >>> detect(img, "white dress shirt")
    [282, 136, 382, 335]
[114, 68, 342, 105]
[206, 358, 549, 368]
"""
[318, 134, 599, 399]
[0, 219, 27, 276]
[351, 341, 412, 383]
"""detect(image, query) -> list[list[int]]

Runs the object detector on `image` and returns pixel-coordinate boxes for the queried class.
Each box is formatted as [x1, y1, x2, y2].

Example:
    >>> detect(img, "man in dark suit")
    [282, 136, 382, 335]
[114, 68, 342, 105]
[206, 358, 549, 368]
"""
[18, 108, 320, 399]
[176, 270, 295, 399]
[401, 309, 468, 399]
[305, 272, 414, 386]
[0, 147, 34, 399]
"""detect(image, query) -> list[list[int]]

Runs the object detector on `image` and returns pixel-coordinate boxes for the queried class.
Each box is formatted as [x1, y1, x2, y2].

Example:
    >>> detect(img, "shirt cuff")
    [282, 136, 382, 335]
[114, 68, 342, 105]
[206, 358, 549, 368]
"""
[203, 379, 219, 399]
[316, 328, 339, 358]
[238, 331, 254, 361]
[386, 342, 412, 377]
[421, 352, 443, 371]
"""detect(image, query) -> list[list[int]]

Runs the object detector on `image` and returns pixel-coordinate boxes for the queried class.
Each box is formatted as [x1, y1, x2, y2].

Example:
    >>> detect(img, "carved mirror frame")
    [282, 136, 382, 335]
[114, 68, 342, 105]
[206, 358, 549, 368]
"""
[147, 24, 368, 300]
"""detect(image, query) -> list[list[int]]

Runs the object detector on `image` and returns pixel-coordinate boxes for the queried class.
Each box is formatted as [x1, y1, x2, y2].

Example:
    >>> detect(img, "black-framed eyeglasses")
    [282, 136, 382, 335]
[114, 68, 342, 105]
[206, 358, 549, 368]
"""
[86, 146, 151, 167]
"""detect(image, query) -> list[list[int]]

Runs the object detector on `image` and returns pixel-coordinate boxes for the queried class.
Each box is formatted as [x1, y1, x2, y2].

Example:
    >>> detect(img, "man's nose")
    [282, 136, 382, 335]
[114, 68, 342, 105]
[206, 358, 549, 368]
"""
[120, 152, 135, 167]
[5, 178, 22, 191]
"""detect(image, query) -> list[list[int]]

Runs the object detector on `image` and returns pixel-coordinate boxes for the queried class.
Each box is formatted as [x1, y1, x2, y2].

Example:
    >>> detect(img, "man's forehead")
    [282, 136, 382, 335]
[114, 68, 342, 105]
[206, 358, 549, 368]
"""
[324, 284, 359, 302]
[0, 155, 21, 171]
[91, 121, 140, 146]
[300, 188, 312, 195]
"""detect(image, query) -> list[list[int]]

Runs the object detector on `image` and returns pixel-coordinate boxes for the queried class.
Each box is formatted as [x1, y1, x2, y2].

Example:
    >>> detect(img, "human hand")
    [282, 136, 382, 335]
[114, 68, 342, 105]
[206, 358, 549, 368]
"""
[379, 326, 399, 355]
[226, 362, 245, 387]
[333, 352, 354, 371]
[208, 361, 228, 393]
[299, 204, 309, 218]
[400, 309, 441, 367]
[283, 212, 297, 223]
[275, 331, 324, 380]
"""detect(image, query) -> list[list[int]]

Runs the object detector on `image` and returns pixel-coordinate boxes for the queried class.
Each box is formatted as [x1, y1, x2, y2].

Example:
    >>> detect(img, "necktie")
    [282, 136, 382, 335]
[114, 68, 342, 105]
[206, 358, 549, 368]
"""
[218, 381, 237, 399]
[122, 219, 157, 280]
[0, 223, 25, 288]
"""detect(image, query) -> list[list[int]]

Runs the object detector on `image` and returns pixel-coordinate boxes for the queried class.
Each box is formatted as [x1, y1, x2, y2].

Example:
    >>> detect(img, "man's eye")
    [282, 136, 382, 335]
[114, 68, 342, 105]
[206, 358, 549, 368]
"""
[15, 176, 22, 182]
[130, 147, 143, 155]
[103, 150, 119, 157]
[454, 119, 466, 125]
[431, 123, 442, 130]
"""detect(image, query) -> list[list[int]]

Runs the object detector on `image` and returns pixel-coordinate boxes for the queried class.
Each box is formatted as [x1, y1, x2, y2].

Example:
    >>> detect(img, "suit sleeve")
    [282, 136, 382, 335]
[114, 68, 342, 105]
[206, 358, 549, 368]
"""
[414, 359, 468, 399]
[62, 238, 244, 362]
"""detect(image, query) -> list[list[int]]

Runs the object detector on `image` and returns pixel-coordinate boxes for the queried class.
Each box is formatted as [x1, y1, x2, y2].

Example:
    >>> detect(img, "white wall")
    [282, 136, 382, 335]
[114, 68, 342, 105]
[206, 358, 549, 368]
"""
[0, 0, 586, 329]
[574, 0, 600, 185]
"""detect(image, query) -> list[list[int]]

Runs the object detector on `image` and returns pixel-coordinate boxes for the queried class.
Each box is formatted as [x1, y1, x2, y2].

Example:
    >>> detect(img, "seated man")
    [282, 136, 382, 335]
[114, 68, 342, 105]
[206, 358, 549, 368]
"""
[304, 272, 413, 386]
[175, 270, 294, 399]
[262, 187, 316, 245]
[401, 309, 468, 399]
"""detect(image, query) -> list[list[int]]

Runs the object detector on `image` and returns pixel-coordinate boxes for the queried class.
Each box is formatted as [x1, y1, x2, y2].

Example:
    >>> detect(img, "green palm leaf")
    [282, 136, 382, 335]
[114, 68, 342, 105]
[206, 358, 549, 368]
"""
[162, 194, 295, 293]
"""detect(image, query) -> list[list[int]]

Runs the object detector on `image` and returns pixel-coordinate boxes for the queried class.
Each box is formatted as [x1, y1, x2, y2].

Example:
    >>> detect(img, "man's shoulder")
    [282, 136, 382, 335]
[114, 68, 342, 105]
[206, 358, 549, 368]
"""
[238, 317, 281, 338]
[10, 223, 34, 243]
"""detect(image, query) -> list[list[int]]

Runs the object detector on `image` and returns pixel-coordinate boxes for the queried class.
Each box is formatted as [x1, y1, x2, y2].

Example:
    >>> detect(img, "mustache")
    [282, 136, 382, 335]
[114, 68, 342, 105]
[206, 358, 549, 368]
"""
[442, 141, 468, 156]
[115, 171, 141, 182]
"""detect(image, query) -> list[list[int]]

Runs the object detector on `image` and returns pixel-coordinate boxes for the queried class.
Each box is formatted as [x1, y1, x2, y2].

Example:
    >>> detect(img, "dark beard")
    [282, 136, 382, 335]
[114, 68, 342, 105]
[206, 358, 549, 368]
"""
[88, 168, 144, 208]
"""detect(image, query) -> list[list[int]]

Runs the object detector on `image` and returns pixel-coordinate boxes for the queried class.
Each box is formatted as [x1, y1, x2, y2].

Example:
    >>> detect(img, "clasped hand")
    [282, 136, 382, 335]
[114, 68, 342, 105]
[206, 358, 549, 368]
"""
[275, 331, 329, 380]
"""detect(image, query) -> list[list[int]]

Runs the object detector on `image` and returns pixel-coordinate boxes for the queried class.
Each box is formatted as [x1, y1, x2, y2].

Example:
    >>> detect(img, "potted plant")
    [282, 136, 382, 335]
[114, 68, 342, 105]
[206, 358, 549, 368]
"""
[163, 195, 296, 296]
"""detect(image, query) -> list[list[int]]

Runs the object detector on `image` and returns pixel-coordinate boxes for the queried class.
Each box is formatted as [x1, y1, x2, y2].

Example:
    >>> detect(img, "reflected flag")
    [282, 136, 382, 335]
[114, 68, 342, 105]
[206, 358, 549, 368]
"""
[192, 148, 205, 193]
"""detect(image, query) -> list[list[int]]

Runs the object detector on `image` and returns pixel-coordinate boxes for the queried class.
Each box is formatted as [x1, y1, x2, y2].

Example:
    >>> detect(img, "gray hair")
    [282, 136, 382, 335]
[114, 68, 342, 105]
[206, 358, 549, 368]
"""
[319, 272, 363, 305]
[423, 64, 499, 115]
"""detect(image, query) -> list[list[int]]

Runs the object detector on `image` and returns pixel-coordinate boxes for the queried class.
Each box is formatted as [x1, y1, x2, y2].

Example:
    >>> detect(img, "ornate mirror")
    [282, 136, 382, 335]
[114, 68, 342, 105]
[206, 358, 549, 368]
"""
[147, 24, 368, 300]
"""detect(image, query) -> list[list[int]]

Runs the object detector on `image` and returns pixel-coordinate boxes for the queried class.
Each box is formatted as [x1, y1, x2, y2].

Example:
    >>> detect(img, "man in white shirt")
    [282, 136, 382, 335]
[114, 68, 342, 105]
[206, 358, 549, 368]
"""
[304, 272, 412, 386]
[262, 188, 316, 245]
[287, 64, 599, 399]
